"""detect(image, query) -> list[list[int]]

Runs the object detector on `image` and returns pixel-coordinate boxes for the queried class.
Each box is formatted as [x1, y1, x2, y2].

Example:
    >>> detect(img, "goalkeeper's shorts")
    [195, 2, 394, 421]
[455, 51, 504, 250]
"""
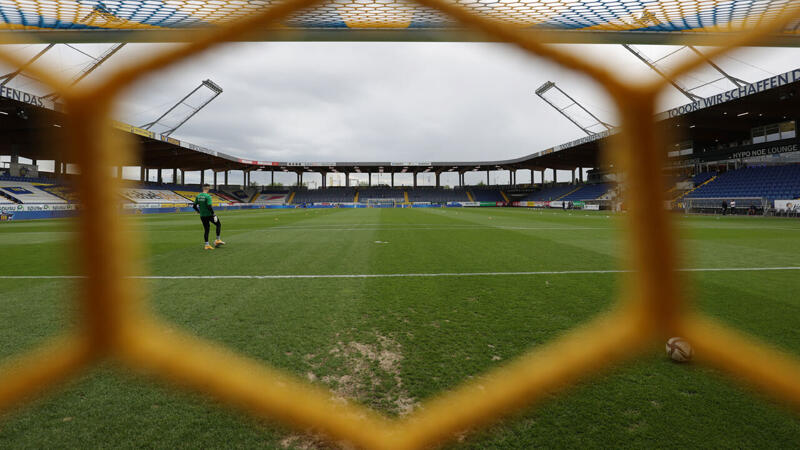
[200, 215, 221, 240]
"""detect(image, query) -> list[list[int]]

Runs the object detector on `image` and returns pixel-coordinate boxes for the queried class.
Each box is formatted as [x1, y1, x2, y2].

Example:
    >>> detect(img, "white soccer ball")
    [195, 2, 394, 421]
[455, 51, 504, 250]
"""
[666, 337, 693, 362]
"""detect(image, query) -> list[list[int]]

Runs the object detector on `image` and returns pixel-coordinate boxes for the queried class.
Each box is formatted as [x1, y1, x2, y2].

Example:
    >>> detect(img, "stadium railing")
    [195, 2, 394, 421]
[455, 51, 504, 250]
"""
[1, 3, 800, 450]
[684, 197, 768, 215]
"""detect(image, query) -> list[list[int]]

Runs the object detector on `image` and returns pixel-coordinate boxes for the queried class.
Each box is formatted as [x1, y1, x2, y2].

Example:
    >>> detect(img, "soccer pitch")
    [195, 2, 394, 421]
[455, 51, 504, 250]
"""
[2, 208, 800, 448]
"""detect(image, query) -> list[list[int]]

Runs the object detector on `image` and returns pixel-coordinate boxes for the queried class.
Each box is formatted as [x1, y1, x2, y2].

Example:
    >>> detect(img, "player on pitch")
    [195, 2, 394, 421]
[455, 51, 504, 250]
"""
[193, 184, 225, 250]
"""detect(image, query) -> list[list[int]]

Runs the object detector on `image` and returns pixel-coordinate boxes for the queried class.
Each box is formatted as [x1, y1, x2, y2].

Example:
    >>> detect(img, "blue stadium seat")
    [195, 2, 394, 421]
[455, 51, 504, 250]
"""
[470, 187, 505, 202]
[292, 187, 356, 203]
[406, 187, 469, 203]
[686, 165, 800, 201]
[520, 184, 576, 201]
[560, 183, 610, 201]
[357, 187, 405, 202]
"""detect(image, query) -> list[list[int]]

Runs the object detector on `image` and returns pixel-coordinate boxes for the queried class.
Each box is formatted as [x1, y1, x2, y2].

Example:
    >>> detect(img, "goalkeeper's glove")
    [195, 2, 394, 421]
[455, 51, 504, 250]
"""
[213, 215, 218, 223]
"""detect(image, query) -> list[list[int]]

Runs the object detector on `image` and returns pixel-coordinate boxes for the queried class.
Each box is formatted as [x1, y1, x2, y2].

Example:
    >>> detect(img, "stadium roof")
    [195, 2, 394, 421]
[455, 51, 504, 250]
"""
[530, 67, 800, 168]
[2, 67, 800, 174]
[0, 1, 798, 46]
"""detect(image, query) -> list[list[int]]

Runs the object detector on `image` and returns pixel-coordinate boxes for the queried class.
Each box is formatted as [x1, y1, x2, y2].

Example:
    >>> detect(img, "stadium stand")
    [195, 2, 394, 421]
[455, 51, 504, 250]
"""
[692, 171, 717, 186]
[666, 174, 693, 198]
[38, 184, 79, 203]
[686, 165, 800, 201]
[173, 189, 231, 205]
[253, 191, 290, 204]
[520, 184, 576, 201]
[406, 187, 469, 203]
[121, 188, 190, 204]
[216, 192, 239, 203]
[560, 183, 610, 201]
[0, 181, 67, 204]
[292, 187, 356, 204]
[0, 175, 58, 184]
[134, 183, 236, 202]
[470, 187, 505, 202]
[357, 187, 404, 202]
[220, 186, 259, 202]
[454, 188, 472, 202]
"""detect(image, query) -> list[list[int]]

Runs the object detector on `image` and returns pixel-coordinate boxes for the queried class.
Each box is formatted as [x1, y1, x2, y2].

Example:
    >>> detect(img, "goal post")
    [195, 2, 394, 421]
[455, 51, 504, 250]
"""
[365, 198, 397, 208]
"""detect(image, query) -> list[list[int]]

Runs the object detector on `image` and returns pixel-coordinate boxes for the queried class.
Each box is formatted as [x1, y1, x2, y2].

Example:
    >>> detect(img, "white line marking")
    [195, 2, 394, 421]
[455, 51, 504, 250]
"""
[1, 276, 85, 279]
[265, 226, 609, 231]
[4, 266, 800, 280]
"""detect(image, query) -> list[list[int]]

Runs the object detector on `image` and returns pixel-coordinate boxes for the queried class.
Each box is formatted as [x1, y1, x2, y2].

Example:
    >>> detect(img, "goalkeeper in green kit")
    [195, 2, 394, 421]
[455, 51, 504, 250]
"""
[193, 184, 225, 250]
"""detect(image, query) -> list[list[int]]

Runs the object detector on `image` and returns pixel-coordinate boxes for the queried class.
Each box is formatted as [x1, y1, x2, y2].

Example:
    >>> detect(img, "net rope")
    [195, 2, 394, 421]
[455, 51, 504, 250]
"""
[0, 0, 798, 34]
[0, 2, 800, 449]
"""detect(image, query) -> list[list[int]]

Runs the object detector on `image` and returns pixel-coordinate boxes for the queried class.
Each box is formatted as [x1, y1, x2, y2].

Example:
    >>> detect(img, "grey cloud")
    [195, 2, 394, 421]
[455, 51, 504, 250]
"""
[3, 41, 800, 171]
[114, 42, 615, 163]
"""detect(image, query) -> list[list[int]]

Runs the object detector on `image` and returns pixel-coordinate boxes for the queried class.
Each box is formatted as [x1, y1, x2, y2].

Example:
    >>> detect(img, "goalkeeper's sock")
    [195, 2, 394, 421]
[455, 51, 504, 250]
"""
[205, 242, 210, 246]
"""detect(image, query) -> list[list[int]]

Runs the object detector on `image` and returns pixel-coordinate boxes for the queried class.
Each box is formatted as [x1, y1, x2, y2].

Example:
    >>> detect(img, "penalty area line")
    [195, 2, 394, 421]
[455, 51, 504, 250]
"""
[3, 266, 800, 279]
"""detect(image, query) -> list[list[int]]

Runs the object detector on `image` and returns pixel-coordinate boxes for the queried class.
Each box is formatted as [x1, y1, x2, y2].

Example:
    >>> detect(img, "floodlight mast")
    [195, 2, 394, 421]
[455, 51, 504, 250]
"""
[70, 44, 126, 86]
[41, 44, 126, 101]
[535, 81, 613, 136]
[141, 79, 223, 137]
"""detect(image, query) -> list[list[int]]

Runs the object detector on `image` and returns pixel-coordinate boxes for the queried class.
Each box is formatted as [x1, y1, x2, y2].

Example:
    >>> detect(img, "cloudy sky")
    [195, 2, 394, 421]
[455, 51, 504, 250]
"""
[2, 42, 800, 186]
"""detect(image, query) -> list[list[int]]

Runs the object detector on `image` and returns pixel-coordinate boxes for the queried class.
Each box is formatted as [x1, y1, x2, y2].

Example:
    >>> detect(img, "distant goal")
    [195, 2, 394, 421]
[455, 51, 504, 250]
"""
[683, 197, 768, 215]
[365, 198, 398, 208]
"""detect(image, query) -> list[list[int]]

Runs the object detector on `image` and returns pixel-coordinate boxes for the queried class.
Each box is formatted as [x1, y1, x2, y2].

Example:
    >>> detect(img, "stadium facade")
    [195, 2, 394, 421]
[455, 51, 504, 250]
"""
[1, 67, 800, 218]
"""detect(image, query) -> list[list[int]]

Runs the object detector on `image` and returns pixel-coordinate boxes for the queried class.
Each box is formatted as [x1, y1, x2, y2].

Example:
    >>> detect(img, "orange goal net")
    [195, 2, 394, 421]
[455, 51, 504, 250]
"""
[0, 1, 799, 449]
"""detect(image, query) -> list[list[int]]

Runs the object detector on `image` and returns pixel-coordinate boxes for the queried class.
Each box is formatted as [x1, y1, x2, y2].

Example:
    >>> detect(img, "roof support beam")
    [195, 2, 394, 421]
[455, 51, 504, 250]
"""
[622, 44, 703, 102]
[0, 44, 55, 88]
[43, 44, 126, 101]
[686, 46, 748, 88]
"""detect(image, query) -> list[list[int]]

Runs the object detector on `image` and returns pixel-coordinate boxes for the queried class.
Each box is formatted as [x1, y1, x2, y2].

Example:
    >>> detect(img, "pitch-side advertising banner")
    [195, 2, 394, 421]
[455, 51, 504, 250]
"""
[514, 201, 550, 208]
[774, 200, 800, 211]
[0, 204, 77, 212]
[0, 85, 54, 109]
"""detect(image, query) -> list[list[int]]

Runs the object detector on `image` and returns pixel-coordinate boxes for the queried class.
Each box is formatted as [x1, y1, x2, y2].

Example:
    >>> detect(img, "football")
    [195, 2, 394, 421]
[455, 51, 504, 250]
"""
[666, 337, 693, 362]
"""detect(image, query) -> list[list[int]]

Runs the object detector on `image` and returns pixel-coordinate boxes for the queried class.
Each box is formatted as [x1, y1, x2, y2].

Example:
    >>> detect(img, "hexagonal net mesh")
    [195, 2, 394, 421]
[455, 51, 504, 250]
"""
[0, 1, 799, 449]
[0, 0, 798, 34]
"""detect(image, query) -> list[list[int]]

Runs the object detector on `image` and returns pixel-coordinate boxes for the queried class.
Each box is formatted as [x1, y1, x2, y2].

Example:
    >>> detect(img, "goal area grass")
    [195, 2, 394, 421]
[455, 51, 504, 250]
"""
[2, 207, 800, 448]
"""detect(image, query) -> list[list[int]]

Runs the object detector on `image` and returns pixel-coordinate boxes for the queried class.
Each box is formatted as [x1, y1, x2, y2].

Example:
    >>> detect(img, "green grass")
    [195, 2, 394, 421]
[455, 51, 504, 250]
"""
[1, 207, 800, 448]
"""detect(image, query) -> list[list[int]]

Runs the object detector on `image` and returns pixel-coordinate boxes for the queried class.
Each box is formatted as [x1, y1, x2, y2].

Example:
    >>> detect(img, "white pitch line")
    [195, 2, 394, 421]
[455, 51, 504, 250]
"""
[3, 266, 800, 279]
[265, 226, 609, 231]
